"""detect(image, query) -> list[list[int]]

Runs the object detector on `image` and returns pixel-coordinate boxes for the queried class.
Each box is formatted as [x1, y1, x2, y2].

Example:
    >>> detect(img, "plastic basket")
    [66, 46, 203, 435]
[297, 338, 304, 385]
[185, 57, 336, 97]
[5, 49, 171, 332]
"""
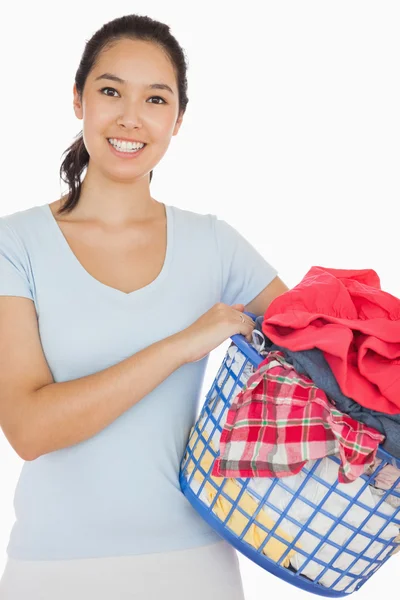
[179, 316, 400, 596]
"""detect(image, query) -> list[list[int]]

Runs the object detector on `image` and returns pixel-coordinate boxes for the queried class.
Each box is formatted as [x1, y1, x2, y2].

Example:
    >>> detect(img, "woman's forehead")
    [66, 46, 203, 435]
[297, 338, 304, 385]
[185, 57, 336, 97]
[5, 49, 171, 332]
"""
[90, 40, 177, 89]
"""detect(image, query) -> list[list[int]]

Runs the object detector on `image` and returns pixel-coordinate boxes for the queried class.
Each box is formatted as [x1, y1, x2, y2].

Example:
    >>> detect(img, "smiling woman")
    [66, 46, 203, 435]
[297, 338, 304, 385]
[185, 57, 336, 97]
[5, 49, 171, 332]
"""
[57, 27, 187, 220]
[0, 12, 285, 600]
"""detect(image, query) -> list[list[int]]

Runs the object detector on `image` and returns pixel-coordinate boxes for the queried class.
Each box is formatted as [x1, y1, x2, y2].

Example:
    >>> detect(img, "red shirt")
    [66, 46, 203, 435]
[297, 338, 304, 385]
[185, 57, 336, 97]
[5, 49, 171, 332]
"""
[261, 267, 400, 414]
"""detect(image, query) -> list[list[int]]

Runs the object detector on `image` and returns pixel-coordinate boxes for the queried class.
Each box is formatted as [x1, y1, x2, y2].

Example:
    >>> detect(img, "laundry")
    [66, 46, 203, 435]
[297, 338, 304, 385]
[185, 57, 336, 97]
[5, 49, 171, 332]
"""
[366, 459, 400, 509]
[251, 323, 400, 510]
[213, 350, 384, 483]
[251, 321, 270, 357]
[207, 343, 256, 416]
[184, 340, 400, 594]
[246, 457, 399, 591]
[221, 343, 256, 384]
[251, 321, 400, 460]
[259, 266, 400, 415]
[184, 424, 300, 566]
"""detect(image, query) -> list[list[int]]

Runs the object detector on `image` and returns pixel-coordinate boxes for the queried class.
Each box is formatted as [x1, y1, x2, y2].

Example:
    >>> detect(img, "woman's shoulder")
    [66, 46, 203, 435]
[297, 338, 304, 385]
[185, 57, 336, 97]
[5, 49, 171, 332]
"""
[0, 203, 48, 259]
[169, 203, 222, 234]
[1, 203, 44, 231]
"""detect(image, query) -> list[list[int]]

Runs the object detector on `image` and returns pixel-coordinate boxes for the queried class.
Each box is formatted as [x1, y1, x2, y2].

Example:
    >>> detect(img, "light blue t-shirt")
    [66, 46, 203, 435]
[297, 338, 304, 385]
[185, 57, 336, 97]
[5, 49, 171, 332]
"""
[0, 202, 278, 560]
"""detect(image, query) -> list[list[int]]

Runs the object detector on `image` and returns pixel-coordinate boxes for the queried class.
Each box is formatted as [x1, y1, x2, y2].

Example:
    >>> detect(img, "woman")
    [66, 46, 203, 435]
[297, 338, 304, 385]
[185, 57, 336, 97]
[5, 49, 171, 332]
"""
[0, 13, 288, 599]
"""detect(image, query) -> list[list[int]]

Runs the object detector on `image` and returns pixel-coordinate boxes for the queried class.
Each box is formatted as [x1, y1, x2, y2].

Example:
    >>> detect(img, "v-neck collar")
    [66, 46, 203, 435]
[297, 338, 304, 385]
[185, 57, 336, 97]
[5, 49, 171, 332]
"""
[39, 202, 174, 301]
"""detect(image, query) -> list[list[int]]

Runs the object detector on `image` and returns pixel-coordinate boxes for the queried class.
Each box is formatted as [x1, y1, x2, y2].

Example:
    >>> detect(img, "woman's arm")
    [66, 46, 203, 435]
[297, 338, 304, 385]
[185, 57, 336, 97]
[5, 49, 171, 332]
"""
[244, 276, 289, 317]
[0, 297, 187, 461]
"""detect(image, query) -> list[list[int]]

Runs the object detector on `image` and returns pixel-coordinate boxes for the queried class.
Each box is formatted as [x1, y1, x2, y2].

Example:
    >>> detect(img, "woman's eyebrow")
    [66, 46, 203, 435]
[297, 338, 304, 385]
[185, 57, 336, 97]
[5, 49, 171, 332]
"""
[94, 72, 174, 94]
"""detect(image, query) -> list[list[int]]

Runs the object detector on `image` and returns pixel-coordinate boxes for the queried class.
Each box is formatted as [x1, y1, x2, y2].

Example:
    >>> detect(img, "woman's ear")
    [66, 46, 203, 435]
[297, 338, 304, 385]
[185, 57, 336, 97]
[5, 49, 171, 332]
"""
[172, 111, 184, 137]
[73, 84, 83, 120]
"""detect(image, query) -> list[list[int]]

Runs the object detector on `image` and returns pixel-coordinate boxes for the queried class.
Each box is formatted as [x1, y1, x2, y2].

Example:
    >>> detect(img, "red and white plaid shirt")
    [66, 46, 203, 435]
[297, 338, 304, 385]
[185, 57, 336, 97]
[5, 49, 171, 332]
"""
[212, 351, 384, 483]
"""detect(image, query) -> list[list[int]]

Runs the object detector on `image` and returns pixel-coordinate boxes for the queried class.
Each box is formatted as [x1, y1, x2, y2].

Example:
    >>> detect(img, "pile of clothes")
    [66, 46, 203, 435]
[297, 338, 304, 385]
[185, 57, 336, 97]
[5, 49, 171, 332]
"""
[184, 267, 400, 593]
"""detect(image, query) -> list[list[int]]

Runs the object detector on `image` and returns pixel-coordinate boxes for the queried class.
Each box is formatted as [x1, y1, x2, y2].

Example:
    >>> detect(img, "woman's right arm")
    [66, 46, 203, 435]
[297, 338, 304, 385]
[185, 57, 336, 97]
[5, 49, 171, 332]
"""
[0, 298, 255, 461]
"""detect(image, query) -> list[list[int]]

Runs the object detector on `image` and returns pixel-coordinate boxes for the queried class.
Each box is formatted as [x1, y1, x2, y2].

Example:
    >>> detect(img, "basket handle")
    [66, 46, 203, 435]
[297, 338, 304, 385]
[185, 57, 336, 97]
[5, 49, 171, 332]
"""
[244, 310, 257, 320]
[230, 311, 264, 367]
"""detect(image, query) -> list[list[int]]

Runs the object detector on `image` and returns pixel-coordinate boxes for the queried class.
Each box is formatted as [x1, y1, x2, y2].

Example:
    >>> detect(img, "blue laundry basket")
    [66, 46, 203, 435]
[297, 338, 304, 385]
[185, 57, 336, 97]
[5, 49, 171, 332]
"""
[179, 313, 400, 597]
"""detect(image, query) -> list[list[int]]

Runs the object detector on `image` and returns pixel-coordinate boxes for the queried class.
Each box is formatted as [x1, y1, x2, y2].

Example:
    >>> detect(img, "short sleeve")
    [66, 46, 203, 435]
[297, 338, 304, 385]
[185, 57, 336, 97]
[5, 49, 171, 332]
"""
[0, 218, 34, 300]
[214, 216, 278, 307]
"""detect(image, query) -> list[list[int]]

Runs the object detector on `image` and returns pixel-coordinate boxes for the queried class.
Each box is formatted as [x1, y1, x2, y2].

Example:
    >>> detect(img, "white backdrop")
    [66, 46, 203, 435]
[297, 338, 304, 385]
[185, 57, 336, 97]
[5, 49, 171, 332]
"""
[1, 1, 399, 598]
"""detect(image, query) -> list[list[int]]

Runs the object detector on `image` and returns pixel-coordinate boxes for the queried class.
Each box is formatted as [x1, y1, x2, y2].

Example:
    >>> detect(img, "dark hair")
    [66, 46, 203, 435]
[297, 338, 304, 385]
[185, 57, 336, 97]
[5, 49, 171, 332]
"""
[58, 14, 189, 215]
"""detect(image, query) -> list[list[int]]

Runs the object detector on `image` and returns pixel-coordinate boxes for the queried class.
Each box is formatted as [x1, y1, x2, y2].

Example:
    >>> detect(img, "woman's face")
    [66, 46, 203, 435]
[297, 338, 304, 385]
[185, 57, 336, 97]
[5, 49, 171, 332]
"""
[73, 38, 183, 180]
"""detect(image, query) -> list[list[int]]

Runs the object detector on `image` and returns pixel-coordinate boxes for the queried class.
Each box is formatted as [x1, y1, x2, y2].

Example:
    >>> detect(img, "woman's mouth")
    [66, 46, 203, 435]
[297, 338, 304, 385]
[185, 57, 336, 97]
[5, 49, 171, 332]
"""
[107, 138, 147, 159]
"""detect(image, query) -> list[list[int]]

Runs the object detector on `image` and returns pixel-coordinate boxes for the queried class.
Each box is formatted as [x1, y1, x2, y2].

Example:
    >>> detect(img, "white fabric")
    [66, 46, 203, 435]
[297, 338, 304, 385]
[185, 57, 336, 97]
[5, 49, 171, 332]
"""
[248, 461, 398, 590]
[0, 540, 245, 600]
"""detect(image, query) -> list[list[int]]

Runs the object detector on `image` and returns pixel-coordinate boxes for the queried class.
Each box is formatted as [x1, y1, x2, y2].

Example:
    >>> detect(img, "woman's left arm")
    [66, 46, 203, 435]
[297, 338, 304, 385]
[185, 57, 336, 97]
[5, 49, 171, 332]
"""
[244, 276, 289, 317]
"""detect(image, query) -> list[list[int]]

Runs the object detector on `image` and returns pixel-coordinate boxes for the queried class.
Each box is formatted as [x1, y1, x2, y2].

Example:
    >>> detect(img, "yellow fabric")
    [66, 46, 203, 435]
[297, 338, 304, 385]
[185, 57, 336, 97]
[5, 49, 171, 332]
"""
[185, 426, 300, 566]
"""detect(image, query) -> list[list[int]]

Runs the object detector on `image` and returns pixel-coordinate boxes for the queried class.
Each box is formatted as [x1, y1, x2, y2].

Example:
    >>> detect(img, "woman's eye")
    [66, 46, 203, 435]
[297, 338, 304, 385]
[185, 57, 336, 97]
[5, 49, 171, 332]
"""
[100, 87, 119, 97]
[99, 88, 166, 104]
[148, 96, 167, 105]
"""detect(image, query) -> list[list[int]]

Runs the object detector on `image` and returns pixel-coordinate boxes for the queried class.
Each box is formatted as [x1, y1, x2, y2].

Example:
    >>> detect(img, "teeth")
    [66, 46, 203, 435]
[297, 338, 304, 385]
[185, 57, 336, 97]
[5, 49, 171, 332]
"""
[108, 138, 145, 152]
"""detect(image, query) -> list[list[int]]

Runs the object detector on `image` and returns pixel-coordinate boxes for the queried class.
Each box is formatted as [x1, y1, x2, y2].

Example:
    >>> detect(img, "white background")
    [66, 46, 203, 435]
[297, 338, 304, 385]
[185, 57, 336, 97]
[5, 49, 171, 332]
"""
[1, 1, 399, 598]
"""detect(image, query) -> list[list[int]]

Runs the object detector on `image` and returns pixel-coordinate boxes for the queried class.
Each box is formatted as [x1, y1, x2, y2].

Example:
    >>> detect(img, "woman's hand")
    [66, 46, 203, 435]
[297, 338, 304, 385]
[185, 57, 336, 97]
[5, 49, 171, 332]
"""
[175, 302, 256, 364]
